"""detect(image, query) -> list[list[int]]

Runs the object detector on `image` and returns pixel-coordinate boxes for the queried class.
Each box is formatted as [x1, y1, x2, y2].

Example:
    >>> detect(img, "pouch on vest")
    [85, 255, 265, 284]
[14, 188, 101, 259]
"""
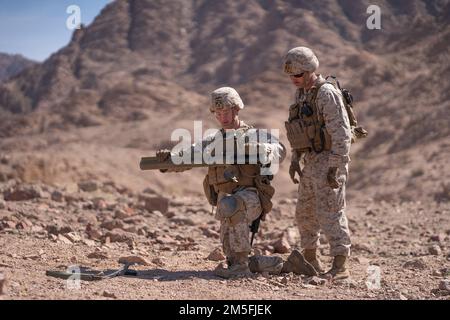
[285, 120, 311, 151]
[203, 174, 218, 206]
[254, 176, 275, 214]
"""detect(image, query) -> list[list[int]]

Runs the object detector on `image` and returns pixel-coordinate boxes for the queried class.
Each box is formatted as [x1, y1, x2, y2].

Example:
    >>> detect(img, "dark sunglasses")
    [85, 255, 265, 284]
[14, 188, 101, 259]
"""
[292, 72, 305, 78]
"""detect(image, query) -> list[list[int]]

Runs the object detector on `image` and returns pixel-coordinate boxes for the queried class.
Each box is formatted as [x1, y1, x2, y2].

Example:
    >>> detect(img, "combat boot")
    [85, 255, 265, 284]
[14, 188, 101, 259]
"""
[281, 249, 317, 276]
[303, 249, 325, 274]
[214, 252, 253, 279]
[323, 255, 350, 280]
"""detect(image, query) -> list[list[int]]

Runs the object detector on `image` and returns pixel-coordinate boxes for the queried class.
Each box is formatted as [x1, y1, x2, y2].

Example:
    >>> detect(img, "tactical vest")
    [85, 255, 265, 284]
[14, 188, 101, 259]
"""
[203, 123, 275, 214]
[285, 76, 367, 153]
[205, 123, 259, 194]
[285, 77, 332, 153]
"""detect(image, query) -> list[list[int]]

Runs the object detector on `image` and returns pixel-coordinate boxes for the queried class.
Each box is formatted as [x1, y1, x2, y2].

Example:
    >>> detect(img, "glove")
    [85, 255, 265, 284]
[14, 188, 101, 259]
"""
[156, 149, 171, 173]
[289, 161, 302, 184]
[156, 149, 171, 162]
[327, 167, 341, 189]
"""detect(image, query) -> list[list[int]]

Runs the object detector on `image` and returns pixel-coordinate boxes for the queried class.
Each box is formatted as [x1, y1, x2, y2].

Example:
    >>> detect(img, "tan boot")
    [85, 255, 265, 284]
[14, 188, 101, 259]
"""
[303, 249, 325, 274]
[214, 252, 253, 279]
[323, 255, 350, 280]
[281, 249, 317, 276]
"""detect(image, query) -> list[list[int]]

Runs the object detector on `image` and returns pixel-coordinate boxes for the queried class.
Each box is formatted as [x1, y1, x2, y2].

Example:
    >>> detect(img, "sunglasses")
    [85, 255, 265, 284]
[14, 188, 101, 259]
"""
[292, 72, 305, 78]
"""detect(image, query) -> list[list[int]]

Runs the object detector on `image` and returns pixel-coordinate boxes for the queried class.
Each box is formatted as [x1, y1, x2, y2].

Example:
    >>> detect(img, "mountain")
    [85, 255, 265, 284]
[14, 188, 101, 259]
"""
[0, 0, 449, 202]
[0, 53, 36, 82]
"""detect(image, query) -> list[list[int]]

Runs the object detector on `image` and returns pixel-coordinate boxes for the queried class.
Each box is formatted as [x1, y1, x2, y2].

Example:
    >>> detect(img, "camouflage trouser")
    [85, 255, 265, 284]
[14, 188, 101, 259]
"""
[295, 151, 351, 257]
[215, 187, 262, 258]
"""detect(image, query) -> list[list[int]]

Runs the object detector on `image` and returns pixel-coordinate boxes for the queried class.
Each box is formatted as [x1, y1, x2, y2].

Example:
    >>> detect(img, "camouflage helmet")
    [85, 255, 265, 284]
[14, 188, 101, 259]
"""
[283, 46, 319, 75]
[210, 87, 244, 113]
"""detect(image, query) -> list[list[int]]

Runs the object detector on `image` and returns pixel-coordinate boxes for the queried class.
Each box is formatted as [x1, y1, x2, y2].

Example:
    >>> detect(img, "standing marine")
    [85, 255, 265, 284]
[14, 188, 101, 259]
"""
[283, 46, 354, 280]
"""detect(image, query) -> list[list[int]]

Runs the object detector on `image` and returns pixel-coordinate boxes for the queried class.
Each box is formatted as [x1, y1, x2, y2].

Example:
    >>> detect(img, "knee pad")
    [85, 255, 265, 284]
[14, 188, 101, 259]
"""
[218, 194, 245, 225]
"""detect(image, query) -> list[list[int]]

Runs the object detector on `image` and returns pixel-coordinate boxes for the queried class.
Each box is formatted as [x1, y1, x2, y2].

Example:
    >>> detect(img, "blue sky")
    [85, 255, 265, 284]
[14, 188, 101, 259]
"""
[0, 0, 112, 61]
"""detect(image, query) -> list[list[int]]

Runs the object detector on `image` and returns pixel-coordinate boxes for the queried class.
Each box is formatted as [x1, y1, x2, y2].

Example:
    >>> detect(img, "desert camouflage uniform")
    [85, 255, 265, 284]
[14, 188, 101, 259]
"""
[217, 187, 262, 258]
[294, 75, 352, 257]
[193, 120, 283, 261]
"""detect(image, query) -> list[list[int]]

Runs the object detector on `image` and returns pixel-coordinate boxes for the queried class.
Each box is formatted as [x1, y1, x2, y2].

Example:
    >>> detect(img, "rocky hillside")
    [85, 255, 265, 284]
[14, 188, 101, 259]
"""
[0, 53, 36, 82]
[0, 0, 449, 202]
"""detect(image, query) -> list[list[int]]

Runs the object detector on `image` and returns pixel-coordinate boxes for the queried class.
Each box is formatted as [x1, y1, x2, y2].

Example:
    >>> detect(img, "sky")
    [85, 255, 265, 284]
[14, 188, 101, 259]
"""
[0, 0, 112, 62]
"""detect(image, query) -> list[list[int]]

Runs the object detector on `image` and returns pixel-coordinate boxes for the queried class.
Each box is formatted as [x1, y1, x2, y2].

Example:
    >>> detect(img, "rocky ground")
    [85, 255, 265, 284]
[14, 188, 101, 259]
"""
[0, 180, 449, 300]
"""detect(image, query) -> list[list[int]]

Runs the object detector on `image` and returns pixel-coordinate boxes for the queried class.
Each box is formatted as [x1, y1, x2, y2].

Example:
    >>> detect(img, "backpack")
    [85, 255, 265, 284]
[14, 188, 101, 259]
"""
[323, 76, 368, 142]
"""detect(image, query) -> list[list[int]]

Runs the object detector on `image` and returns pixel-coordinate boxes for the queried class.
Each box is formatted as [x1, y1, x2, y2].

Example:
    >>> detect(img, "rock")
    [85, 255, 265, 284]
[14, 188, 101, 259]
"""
[151, 210, 164, 218]
[57, 234, 73, 245]
[93, 198, 107, 210]
[279, 199, 293, 205]
[398, 293, 408, 300]
[142, 187, 157, 194]
[272, 237, 291, 254]
[143, 196, 169, 214]
[428, 245, 442, 256]
[305, 276, 327, 286]
[151, 257, 166, 267]
[46, 224, 73, 235]
[82, 239, 96, 247]
[101, 290, 117, 299]
[123, 225, 138, 234]
[123, 217, 145, 225]
[352, 243, 374, 254]
[366, 209, 376, 216]
[155, 235, 177, 245]
[86, 224, 103, 240]
[0, 272, 5, 295]
[0, 200, 5, 209]
[164, 211, 176, 218]
[403, 258, 427, 270]
[100, 219, 125, 231]
[64, 232, 82, 243]
[200, 227, 220, 239]
[87, 251, 110, 260]
[51, 190, 64, 202]
[207, 248, 226, 261]
[0, 155, 10, 164]
[15, 219, 33, 231]
[355, 257, 370, 265]
[77, 214, 98, 226]
[118, 255, 150, 266]
[105, 229, 134, 243]
[64, 194, 83, 204]
[0, 220, 17, 230]
[439, 280, 450, 292]
[114, 208, 134, 219]
[78, 181, 99, 192]
[171, 216, 195, 226]
[429, 234, 445, 243]
[284, 227, 299, 245]
[3, 185, 42, 201]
